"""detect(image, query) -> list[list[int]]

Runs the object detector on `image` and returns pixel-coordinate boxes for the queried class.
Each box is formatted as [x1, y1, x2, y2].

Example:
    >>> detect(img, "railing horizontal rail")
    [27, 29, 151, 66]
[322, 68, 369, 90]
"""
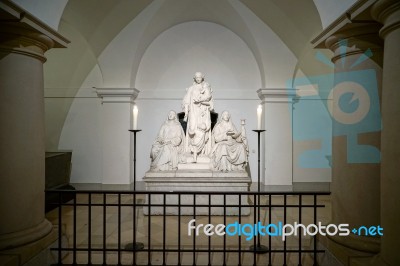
[47, 202, 326, 208]
[54, 248, 326, 253]
[46, 189, 330, 195]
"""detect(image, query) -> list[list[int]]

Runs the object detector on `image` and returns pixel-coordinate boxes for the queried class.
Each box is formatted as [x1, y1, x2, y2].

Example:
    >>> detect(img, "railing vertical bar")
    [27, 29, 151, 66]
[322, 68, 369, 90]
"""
[193, 194, 196, 266]
[299, 195, 302, 266]
[163, 193, 166, 265]
[58, 192, 62, 264]
[268, 194, 272, 266]
[118, 193, 121, 265]
[313, 194, 317, 266]
[208, 194, 211, 266]
[253, 194, 256, 266]
[257, 191, 261, 249]
[73, 193, 77, 264]
[284, 194, 287, 266]
[238, 194, 242, 266]
[148, 194, 152, 265]
[88, 193, 92, 265]
[178, 194, 181, 266]
[103, 193, 107, 265]
[223, 194, 226, 266]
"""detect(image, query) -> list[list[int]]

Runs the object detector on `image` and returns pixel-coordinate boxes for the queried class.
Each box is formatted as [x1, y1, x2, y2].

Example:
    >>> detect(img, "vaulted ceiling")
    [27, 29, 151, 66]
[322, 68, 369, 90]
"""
[60, 0, 323, 58]
[12, 0, 356, 59]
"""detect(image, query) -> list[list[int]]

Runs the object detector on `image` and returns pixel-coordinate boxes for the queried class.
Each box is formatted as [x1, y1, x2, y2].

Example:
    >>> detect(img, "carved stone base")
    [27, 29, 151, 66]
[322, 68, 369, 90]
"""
[143, 170, 251, 215]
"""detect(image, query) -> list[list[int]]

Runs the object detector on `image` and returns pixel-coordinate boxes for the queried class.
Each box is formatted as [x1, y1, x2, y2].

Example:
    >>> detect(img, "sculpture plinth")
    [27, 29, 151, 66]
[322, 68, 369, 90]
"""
[143, 168, 251, 215]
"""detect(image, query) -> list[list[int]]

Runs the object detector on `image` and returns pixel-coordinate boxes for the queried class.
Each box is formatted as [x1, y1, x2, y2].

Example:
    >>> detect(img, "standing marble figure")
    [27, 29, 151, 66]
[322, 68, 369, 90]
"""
[182, 72, 214, 162]
[211, 111, 248, 171]
[150, 111, 185, 171]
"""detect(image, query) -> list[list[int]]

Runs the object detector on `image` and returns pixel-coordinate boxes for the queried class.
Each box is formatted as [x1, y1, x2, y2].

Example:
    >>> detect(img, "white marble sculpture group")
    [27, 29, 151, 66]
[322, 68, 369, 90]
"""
[150, 72, 249, 172]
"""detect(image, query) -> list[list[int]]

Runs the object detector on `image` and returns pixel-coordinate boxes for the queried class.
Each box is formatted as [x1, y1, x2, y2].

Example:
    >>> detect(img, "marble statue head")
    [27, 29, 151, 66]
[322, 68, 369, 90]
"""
[193, 72, 204, 84]
[221, 111, 231, 121]
[168, 110, 178, 121]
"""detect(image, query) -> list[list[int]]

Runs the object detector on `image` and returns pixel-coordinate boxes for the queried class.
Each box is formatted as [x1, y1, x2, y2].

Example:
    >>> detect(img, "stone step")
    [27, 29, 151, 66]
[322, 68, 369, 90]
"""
[177, 163, 211, 170]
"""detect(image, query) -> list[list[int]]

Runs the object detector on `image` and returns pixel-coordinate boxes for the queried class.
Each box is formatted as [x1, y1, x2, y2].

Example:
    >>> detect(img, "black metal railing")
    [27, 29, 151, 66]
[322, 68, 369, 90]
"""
[46, 190, 330, 265]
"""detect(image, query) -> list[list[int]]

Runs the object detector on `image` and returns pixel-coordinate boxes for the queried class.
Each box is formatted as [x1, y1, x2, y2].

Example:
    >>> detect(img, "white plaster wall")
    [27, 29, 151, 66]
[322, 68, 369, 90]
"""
[135, 21, 261, 99]
[313, 0, 358, 29]
[100, 101, 132, 184]
[292, 70, 332, 182]
[230, 1, 298, 88]
[262, 100, 293, 186]
[44, 21, 100, 151]
[58, 65, 103, 183]
[97, 0, 164, 88]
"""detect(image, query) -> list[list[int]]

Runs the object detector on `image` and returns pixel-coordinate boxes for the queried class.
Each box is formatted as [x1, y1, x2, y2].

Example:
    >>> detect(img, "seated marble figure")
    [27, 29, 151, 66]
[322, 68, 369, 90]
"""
[211, 111, 248, 171]
[150, 110, 185, 171]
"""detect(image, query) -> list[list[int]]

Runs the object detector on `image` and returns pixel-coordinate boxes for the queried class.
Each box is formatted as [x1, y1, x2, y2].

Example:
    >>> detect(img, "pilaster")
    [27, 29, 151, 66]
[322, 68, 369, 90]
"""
[96, 88, 140, 184]
[257, 88, 296, 186]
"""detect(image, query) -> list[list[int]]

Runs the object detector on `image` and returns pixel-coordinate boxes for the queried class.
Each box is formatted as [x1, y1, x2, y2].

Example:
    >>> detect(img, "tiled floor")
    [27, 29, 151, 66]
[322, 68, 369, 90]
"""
[46, 192, 331, 265]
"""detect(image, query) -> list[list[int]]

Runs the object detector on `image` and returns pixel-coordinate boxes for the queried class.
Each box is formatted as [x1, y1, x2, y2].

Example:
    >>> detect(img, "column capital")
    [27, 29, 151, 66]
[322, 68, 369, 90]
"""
[257, 88, 297, 103]
[372, 0, 400, 38]
[312, 0, 381, 47]
[0, 1, 69, 62]
[96, 88, 140, 104]
[311, 0, 383, 65]
[324, 24, 383, 63]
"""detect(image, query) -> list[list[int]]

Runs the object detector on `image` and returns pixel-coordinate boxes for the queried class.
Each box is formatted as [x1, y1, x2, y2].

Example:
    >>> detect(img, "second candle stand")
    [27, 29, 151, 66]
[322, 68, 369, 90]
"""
[125, 129, 144, 252]
[249, 129, 268, 253]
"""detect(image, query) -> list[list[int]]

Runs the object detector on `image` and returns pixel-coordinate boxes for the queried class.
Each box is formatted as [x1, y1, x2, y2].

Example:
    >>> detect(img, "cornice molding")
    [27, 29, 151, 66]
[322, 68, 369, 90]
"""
[257, 88, 297, 103]
[0, 1, 69, 62]
[96, 88, 140, 104]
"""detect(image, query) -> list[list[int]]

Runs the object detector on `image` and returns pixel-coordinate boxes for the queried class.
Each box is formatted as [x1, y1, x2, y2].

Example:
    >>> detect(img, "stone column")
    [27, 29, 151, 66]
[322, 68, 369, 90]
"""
[257, 88, 296, 186]
[372, 1, 400, 265]
[324, 23, 383, 263]
[96, 88, 139, 184]
[0, 2, 68, 264]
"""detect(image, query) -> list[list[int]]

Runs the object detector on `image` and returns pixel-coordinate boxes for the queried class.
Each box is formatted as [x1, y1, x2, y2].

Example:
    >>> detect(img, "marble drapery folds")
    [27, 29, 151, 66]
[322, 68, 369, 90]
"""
[211, 111, 248, 171]
[182, 72, 214, 161]
[150, 111, 185, 171]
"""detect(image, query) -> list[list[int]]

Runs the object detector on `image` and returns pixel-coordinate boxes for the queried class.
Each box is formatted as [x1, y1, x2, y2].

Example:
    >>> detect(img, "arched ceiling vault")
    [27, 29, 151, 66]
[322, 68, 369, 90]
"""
[12, 0, 358, 79]
[61, 0, 153, 57]
[241, 0, 323, 57]
[60, 0, 323, 61]
[14, 0, 359, 91]
[129, 0, 267, 87]
[57, 0, 325, 89]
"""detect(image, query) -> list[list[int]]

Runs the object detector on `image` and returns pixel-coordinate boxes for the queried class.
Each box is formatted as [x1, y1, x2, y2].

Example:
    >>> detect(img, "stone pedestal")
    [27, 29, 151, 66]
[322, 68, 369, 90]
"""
[143, 169, 251, 215]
